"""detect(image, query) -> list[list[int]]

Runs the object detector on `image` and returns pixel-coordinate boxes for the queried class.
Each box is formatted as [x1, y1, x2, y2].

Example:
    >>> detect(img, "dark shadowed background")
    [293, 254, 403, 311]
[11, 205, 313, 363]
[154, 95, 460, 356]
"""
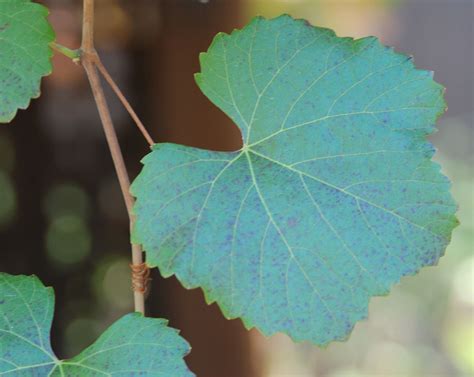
[0, 1, 472, 376]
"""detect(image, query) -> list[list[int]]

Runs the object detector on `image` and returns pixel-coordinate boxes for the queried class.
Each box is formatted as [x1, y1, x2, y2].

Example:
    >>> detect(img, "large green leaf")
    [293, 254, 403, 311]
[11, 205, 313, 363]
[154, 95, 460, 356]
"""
[131, 15, 458, 345]
[0, 273, 194, 376]
[0, 0, 54, 122]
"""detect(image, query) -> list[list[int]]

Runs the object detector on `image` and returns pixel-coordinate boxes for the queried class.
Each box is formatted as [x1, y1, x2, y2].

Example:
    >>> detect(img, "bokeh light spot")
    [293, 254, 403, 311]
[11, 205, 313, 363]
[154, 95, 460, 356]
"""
[0, 134, 15, 172]
[43, 183, 90, 220]
[45, 214, 91, 266]
[0, 170, 16, 228]
[93, 257, 134, 311]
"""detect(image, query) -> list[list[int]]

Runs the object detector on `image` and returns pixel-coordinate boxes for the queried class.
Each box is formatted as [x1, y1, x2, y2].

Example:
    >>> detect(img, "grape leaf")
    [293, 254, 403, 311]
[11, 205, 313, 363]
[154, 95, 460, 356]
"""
[0, 273, 194, 376]
[131, 15, 458, 345]
[0, 0, 55, 123]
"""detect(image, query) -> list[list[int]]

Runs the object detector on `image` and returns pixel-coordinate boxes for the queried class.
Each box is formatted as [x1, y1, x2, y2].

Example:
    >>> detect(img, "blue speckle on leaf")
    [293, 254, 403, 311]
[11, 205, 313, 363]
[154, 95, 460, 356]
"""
[131, 15, 458, 346]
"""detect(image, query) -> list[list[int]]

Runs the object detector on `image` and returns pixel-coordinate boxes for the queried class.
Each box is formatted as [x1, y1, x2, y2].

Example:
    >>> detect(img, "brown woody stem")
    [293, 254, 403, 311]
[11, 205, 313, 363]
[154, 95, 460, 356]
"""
[81, 0, 146, 314]
[95, 58, 155, 147]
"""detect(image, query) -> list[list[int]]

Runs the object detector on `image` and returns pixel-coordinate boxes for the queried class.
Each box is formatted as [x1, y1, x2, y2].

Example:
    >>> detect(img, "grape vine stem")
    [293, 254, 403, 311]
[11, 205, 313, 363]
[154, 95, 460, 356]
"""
[95, 58, 155, 147]
[81, 0, 147, 314]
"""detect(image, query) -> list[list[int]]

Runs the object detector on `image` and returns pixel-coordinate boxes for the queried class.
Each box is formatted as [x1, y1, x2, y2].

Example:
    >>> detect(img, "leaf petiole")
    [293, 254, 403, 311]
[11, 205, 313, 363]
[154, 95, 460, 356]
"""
[51, 42, 81, 62]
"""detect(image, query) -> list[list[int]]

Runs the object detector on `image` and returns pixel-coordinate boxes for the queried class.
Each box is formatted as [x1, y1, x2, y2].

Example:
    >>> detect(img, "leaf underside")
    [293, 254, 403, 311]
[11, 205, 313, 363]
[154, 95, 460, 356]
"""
[0, 273, 194, 376]
[0, 0, 54, 123]
[131, 15, 458, 345]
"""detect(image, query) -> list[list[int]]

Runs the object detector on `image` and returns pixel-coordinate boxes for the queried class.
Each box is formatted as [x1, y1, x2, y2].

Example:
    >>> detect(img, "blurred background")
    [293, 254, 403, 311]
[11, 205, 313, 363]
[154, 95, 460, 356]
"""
[0, 0, 472, 376]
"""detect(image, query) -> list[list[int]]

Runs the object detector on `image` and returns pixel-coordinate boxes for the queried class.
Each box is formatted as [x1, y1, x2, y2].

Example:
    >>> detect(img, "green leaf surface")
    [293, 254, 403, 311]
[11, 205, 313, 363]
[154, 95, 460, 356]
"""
[0, 0, 54, 123]
[0, 273, 194, 376]
[131, 15, 458, 345]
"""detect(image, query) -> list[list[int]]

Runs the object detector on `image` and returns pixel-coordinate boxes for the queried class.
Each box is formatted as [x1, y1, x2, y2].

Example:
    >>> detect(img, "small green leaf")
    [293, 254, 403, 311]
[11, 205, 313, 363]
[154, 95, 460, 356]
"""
[0, 273, 194, 376]
[0, 0, 55, 123]
[131, 15, 458, 345]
